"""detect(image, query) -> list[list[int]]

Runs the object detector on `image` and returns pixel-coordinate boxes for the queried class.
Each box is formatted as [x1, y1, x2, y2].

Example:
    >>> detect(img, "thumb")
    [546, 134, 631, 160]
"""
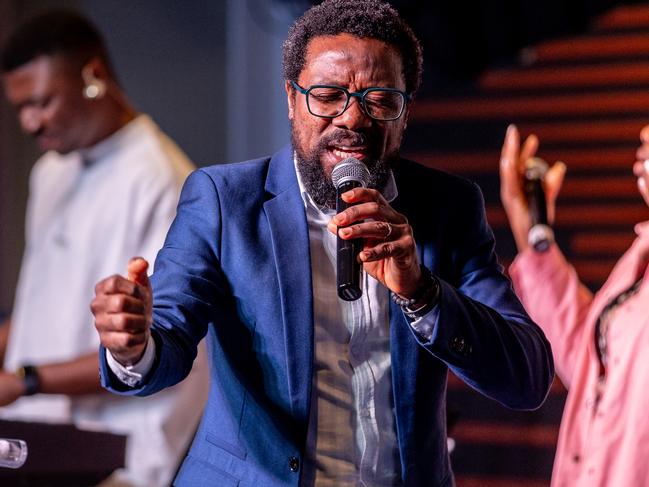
[127, 257, 150, 289]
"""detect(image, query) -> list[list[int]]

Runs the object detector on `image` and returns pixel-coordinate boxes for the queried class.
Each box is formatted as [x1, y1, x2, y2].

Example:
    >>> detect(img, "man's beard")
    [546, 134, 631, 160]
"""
[292, 125, 394, 210]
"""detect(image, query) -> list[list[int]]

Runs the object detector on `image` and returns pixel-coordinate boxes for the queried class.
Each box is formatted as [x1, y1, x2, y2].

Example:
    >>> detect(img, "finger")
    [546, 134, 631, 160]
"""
[91, 293, 145, 316]
[634, 160, 649, 206]
[103, 294, 146, 314]
[545, 161, 566, 224]
[633, 160, 649, 177]
[641, 124, 649, 143]
[338, 220, 400, 241]
[333, 201, 407, 228]
[500, 124, 519, 166]
[520, 134, 539, 169]
[500, 125, 523, 200]
[97, 312, 149, 334]
[638, 176, 649, 206]
[95, 275, 140, 297]
[127, 257, 150, 288]
[339, 187, 386, 205]
[359, 235, 413, 262]
[100, 330, 149, 353]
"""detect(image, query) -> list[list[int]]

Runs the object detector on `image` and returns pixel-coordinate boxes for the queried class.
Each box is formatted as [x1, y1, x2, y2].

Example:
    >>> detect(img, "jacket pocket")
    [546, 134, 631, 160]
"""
[174, 454, 240, 486]
[205, 432, 248, 460]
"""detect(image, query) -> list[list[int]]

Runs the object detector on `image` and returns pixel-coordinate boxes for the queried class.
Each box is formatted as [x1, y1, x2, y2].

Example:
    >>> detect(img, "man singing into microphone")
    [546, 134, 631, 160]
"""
[92, 1, 553, 485]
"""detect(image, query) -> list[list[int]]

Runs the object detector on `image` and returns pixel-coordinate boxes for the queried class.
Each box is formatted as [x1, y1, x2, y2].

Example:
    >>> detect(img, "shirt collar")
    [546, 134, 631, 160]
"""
[292, 154, 398, 217]
[77, 113, 151, 166]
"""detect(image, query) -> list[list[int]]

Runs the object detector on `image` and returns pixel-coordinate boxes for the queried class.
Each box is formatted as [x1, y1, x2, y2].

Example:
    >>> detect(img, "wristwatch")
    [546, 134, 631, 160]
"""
[15, 364, 41, 396]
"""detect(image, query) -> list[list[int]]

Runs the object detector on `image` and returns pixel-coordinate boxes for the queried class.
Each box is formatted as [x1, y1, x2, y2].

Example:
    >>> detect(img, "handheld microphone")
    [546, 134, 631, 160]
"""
[331, 157, 370, 301]
[525, 157, 554, 252]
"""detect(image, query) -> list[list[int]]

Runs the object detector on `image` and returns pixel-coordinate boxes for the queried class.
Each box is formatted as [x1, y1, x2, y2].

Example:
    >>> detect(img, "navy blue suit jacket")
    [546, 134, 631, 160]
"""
[101, 145, 553, 486]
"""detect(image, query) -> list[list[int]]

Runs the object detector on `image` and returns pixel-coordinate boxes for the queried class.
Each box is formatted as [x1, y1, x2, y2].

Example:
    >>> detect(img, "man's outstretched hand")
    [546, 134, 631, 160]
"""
[91, 257, 152, 366]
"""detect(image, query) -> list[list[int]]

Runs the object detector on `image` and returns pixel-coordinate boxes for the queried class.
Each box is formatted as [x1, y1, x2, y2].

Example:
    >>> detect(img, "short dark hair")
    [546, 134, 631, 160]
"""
[1, 9, 112, 74]
[282, 0, 423, 95]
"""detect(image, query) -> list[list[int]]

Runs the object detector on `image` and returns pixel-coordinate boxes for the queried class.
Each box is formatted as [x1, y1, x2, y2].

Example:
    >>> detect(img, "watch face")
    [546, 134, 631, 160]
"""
[17, 365, 41, 396]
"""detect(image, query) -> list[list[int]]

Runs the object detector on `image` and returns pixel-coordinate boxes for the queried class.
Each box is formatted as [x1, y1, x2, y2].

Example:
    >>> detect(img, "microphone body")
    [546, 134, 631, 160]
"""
[524, 157, 554, 252]
[332, 158, 370, 301]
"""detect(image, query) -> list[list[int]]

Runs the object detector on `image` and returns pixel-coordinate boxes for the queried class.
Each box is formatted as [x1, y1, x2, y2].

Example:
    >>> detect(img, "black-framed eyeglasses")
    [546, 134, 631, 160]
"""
[291, 80, 410, 121]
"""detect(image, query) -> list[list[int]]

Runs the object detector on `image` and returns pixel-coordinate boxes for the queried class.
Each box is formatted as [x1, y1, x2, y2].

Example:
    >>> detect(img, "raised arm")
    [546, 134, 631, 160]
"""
[500, 124, 594, 387]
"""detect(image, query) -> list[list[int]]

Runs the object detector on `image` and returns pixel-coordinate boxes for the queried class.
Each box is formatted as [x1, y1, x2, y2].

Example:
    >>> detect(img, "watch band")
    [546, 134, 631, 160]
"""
[16, 364, 40, 396]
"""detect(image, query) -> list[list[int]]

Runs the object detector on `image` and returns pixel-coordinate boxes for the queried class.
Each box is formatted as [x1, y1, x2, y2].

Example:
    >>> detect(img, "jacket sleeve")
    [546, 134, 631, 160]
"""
[101, 169, 224, 395]
[509, 245, 594, 389]
[415, 182, 555, 410]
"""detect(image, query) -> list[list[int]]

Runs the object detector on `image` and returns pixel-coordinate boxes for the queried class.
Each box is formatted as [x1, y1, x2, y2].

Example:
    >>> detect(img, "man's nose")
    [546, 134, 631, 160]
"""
[19, 107, 42, 135]
[332, 97, 372, 131]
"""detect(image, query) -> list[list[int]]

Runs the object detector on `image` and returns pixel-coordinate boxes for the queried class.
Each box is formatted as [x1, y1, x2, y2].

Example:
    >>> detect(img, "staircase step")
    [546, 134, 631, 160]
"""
[411, 90, 649, 121]
[487, 203, 649, 227]
[560, 176, 638, 198]
[519, 118, 645, 145]
[526, 32, 649, 65]
[452, 420, 558, 447]
[573, 258, 618, 285]
[595, 4, 649, 32]
[570, 231, 637, 255]
[481, 62, 649, 92]
[455, 477, 549, 487]
[408, 147, 637, 175]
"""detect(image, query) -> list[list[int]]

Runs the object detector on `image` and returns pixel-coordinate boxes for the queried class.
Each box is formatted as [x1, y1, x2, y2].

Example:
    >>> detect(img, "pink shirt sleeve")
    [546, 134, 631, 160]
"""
[509, 245, 593, 388]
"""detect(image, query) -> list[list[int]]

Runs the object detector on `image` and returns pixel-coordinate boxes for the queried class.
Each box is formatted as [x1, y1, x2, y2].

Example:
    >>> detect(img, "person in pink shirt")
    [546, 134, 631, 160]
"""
[500, 124, 649, 487]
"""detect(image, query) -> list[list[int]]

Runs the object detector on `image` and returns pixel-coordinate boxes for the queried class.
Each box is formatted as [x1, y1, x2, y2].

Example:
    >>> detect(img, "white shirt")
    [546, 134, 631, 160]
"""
[294, 160, 437, 486]
[3, 115, 209, 487]
[298, 170, 400, 487]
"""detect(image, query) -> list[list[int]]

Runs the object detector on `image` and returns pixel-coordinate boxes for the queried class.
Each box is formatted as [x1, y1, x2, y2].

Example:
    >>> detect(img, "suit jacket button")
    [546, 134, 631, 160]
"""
[288, 456, 300, 472]
[450, 337, 471, 355]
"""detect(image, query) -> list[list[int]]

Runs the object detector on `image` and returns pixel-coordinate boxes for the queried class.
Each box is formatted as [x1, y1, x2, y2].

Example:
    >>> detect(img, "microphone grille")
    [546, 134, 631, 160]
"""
[331, 157, 371, 189]
[525, 157, 549, 180]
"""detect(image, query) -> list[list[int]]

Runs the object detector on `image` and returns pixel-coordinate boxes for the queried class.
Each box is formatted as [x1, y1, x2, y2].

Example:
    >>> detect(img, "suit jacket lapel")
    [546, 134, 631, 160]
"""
[263, 146, 314, 423]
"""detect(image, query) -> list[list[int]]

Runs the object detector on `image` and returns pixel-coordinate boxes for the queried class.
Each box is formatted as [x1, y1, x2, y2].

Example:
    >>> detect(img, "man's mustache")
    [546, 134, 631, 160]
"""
[318, 130, 377, 151]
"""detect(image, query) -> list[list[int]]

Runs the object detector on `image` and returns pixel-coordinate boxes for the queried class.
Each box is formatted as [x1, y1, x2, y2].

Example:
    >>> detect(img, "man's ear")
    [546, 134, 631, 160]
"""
[81, 57, 109, 100]
[285, 80, 295, 120]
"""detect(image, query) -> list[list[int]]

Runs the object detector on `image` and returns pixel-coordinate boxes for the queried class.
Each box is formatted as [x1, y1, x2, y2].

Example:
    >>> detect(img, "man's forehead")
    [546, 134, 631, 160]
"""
[7, 54, 77, 82]
[301, 34, 404, 84]
[305, 33, 397, 59]
[3, 54, 71, 101]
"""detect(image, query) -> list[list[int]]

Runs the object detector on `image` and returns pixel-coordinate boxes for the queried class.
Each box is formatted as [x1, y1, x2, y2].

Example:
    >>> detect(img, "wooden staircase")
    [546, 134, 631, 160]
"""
[403, 3, 649, 486]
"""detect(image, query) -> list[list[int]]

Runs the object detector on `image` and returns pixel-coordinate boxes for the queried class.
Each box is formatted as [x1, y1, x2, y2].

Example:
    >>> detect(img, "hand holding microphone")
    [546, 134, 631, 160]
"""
[328, 158, 423, 302]
[500, 125, 566, 253]
[524, 157, 554, 252]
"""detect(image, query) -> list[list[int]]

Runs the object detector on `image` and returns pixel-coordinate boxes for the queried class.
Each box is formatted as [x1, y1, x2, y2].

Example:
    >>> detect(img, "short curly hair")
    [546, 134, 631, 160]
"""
[282, 0, 423, 95]
[1, 9, 112, 75]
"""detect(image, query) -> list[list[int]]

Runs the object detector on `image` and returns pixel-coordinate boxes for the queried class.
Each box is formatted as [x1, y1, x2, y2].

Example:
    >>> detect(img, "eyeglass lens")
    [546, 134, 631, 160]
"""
[307, 87, 404, 120]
